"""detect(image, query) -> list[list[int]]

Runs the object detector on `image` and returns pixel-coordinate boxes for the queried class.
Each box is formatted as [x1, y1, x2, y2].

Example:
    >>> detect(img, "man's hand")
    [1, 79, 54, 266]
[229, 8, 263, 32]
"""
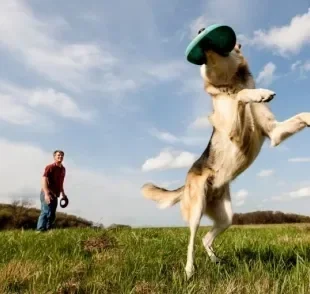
[44, 192, 51, 204]
[61, 192, 68, 200]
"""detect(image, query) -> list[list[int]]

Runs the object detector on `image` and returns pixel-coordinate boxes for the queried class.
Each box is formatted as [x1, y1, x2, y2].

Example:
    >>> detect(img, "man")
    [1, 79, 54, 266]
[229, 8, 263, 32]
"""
[36, 150, 68, 232]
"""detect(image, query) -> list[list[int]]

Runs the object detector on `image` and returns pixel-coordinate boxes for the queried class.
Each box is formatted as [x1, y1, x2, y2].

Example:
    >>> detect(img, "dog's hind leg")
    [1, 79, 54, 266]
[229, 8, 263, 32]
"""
[267, 113, 310, 147]
[251, 103, 310, 147]
[202, 184, 233, 263]
[182, 173, 207, 279]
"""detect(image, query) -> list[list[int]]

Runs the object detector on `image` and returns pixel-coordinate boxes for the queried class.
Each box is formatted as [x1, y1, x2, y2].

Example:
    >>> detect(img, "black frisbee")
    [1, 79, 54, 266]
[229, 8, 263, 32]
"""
[60, 196, 69, 208]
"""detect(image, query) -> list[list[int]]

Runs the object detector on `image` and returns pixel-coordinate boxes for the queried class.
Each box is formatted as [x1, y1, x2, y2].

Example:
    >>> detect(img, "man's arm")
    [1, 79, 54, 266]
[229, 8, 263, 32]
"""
[41, 176, 49, 195]
[41, 176, 52, 204]
[60, 185, 66, 197]
[42, 165, 52, 204]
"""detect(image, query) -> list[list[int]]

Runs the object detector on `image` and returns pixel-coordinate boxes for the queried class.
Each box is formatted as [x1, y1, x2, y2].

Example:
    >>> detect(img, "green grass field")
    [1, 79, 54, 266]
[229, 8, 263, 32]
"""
[0, 224, 310, 293]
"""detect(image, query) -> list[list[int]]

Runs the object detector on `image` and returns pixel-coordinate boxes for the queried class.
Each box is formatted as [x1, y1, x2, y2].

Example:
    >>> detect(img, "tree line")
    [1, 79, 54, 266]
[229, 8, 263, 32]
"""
[232, 210, 310, 225]
[0, 201, 310, 230]
[0, 200, 92, 230]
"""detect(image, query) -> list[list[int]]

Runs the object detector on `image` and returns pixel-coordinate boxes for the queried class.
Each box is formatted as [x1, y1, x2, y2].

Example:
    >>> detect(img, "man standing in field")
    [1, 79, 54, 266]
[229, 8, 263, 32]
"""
[36, 150, 68, 232]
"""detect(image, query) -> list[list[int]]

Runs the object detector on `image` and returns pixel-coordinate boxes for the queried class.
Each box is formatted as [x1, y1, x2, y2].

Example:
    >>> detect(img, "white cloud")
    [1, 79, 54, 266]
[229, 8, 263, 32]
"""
[303, 61, 310, 71]
[0, 93, 39, 126]
[256, 62, 277, 86]
[0, 0, 190, 97]
[0, 81, 91, 127]
[0, 0, 137, 95]
[292, 60, 310, 72]
[257, 169, 274, 177]
[145, 61, 188, 81]
[276, 181, 286, 187]
[141, 149, 197, 171]
[288, 157, 310, 163]
[244, 8, 310, 56]
[188, 0, 258, 39]
[149, 129, 178, 144]
[189, 115, 210, 129]
[234, 189, 248, 207]
[149, 128, 207, 146]
[291, 60, 302, 71]
[291, 60, 310, 78]
[271, 196, 286, 202]
[288, 187, 310, 199]
[189, 15, 214, 38]
[235, 200, 245, 207]
[181, 78, 204, 96]
[28, 88, 91, 120]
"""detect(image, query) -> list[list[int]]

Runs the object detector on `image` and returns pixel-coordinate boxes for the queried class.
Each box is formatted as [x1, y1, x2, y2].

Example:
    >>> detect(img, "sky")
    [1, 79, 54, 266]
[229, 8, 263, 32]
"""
[0, 0, 310, 227]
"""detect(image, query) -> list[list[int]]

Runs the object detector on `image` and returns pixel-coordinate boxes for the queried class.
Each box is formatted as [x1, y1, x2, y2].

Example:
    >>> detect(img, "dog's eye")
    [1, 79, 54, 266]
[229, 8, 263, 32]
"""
[238, 43, 242, 49]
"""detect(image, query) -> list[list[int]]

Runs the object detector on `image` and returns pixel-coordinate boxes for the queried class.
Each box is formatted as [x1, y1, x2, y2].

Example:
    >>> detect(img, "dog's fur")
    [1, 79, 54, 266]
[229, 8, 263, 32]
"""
[141, 43, 310, 279]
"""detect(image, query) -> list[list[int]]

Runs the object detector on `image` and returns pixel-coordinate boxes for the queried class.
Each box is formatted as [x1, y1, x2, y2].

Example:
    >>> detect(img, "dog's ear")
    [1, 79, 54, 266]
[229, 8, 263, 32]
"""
[198, 28, 205, 35]
[200, 64, 207, 81]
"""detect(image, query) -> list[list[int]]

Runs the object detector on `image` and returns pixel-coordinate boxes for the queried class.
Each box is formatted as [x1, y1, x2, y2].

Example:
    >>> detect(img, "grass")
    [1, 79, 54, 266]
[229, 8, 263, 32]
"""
[0, 224, 310, 293]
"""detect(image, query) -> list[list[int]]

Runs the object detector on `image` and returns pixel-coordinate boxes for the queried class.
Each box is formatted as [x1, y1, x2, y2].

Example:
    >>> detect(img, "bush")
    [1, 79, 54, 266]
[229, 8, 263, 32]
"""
[232, 210, 310, 225]
[0, 201, 93, 231]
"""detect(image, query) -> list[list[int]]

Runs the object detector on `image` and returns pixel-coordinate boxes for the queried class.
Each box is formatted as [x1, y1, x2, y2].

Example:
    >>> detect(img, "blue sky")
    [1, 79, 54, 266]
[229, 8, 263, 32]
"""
[0, 0, 310, 227]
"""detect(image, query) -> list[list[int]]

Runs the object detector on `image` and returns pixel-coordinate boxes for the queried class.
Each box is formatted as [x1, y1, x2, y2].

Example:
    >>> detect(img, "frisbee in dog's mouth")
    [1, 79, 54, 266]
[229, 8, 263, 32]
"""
[185, 24, 236, 65]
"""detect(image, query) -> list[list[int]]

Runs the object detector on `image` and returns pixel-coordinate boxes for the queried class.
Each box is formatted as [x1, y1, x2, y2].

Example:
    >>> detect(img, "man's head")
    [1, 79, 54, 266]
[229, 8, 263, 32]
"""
[53, 150, 64, 164]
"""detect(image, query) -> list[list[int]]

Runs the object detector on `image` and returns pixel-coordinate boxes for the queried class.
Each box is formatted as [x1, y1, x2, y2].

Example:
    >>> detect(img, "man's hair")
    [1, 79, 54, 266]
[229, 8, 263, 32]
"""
[53, 150, 65, 156]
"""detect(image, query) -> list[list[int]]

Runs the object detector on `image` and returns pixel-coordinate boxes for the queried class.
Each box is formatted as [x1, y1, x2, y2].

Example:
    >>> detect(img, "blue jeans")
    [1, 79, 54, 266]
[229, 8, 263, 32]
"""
[36, 190, 58, 231]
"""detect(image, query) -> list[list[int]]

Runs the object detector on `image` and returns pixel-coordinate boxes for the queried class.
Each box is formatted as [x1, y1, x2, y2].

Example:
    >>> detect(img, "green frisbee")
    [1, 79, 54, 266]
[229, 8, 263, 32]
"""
[185, 24, 237, 65]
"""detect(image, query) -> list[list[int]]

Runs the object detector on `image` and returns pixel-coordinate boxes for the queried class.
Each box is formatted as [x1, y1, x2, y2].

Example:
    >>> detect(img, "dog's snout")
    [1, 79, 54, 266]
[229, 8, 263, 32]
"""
[234, 43, 242, 51]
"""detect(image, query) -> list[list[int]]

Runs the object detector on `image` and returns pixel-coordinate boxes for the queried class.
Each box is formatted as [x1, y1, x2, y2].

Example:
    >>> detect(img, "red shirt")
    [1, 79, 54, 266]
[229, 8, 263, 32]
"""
[42, 163, 66, 197]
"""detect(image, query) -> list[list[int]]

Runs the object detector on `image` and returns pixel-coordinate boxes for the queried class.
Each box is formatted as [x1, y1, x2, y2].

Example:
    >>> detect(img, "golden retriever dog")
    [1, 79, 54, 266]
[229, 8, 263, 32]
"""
[141, 36, 310, 279]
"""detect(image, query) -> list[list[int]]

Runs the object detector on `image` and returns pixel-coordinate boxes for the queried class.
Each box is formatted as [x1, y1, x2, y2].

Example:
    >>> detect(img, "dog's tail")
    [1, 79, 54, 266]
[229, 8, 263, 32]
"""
[141, 183, 184, 209]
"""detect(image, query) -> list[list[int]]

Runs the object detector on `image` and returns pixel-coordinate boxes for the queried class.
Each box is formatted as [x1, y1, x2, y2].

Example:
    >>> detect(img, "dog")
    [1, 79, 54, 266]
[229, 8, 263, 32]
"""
[141, 36, 310, 279]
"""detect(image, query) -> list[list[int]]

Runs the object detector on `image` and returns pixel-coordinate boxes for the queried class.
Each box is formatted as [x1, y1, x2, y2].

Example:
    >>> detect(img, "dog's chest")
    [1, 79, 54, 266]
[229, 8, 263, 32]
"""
[213, 99, 234, 119]
[212, 97, 257, 127]
[212, 98, 247, 126]
[211, 99, 262, 172]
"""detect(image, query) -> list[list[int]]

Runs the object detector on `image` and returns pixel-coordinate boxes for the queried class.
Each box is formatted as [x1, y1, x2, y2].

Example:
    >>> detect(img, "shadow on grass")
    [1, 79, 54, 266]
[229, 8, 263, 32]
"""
[195, 245, 310, 279]
[234, 246, 309, 272]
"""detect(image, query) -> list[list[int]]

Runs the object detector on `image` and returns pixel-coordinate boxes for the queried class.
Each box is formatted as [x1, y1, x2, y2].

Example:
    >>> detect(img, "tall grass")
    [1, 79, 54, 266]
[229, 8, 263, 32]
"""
[0, 224, 310, 293]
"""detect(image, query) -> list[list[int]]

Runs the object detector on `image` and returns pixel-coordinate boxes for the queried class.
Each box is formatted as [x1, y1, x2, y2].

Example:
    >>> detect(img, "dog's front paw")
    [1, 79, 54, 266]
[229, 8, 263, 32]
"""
[253, 89, 276, 103]
[239, 88, 276, 104]
[258, 89, 276, 102]
[300, 112, 310, 127]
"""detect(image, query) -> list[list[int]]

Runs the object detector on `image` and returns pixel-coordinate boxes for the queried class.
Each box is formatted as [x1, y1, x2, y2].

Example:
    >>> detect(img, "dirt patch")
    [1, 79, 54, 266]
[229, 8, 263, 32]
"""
[133, 280, 165, 294]
[82, 233, 118, 253]
[56, 278, 80, 294]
